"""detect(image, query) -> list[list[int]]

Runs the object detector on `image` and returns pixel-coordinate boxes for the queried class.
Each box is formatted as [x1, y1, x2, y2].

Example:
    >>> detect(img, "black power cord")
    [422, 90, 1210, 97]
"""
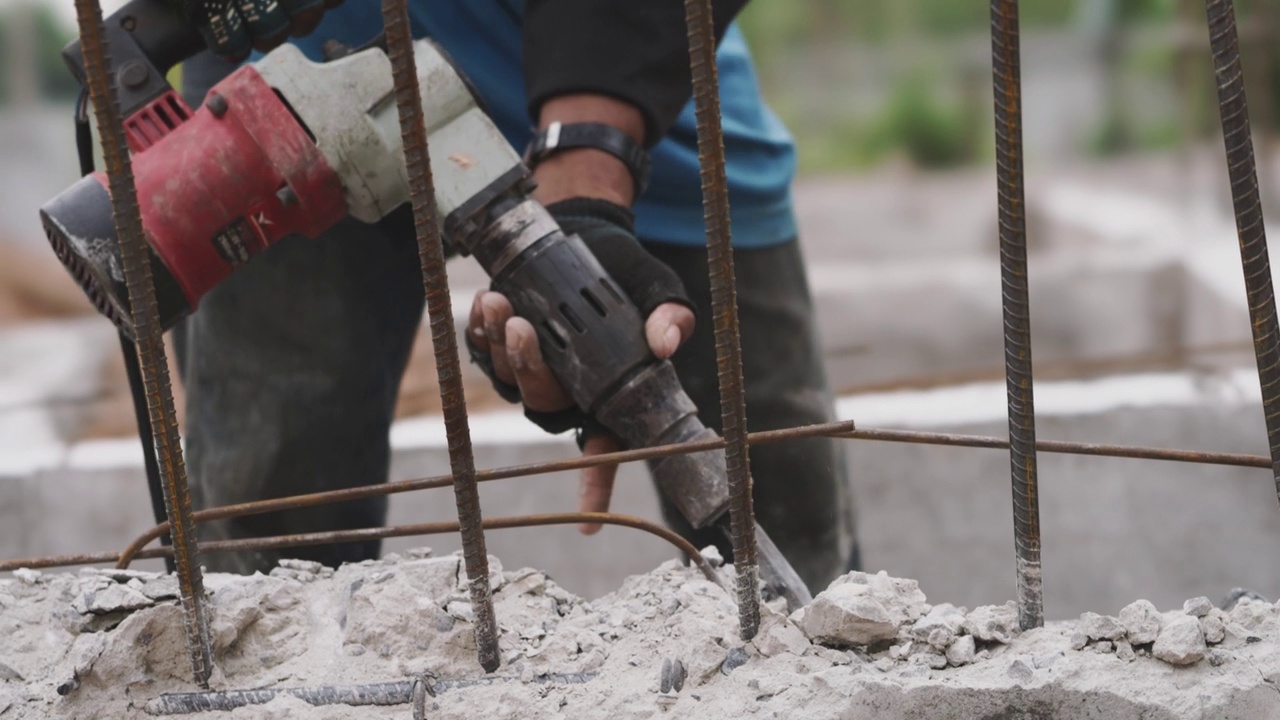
[75, 90, 176, 573]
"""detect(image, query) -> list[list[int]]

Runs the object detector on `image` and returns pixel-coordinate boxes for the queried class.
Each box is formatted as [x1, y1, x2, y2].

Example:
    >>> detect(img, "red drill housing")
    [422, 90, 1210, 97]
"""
[41, 65, 347, 338]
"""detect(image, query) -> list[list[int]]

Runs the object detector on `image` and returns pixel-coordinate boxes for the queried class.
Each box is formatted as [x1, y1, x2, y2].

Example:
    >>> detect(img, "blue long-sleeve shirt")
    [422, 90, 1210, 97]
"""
[280, 1, 798, 249]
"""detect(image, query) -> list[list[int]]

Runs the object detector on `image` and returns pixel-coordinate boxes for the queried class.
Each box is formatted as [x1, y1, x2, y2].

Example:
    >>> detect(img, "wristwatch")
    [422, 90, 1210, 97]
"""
[524, 121, 651, 197]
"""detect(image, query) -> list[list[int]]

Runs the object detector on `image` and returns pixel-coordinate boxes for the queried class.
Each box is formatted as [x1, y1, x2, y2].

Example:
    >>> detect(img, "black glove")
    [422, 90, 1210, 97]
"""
[466, 197, 695, 446]
[177, 0, 343, 63]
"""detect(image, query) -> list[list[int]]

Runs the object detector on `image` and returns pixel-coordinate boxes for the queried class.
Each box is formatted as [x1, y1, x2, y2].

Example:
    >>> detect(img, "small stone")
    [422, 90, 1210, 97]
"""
[872, 658, 895, 673]
[1183, 597, 1214, 618]
[1115, 639, 1135, 662]
[921, 652, 948, 670]
[1230, 598, 1273, 631]
[720, 647, 750, 675]
[1070, 632, 1088, 651]
[946, 636, 976, 667]
[1079, 612, 1125, 641]
[13, 569, 41, 585]
[1153, 615, 1207, 666]
[72, 584, 153, 615]
[1033, 653, 1061, 669]
[754, 616, 810, 658]
[446, 601, 474, 623]
[1007, 659, 1034, 682]
[798, 584, 899, 647]
[698, 546, 724, 568]
[964, 602, 1018, 644]
[1208, 649, 1231, 667]
[1201, 612, 1227, 645]
[659, 658, 686, 694]
[1095, 640, 1114, 653]
[888, 642, 912, 661]
[1119, 600, 1162, 645]
[345, 644, 366, 657]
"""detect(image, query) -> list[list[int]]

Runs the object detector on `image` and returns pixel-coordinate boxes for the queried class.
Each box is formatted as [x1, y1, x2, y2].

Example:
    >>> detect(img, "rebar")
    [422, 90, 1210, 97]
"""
[990, 0, 1044, 631]
[144, 672, 597, 715]
[380, 0, 499, 673]
[1203, 0, 1280, 504]
[71, 0, 212, 687]
[1, 514, 721, 586]
[683, 0, 759, 641]
[3, 419, 1272, 575]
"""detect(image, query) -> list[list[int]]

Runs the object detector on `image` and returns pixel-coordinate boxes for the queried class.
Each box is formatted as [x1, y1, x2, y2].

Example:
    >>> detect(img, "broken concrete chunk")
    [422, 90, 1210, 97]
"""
[753, 617, 810, 658]
[1070, 632, 1088, 651]
[698, 546, 724, 568]
[138, 577, 179, 602]
[1007, 659, 1033, 682]
[889, 642, 912, 661]
[1183, 596, 1214, 618]
[1229, 597, 1273, 631]
[720, 647, 749, 675]
[13, 569, 41, 585]
[1119, 599, 1162, 645]
[1201, 612, 1227, 645]
[72, 584, 154, 615]
[946, 635, 976, 667]
[1095, 640, 1114, 654]
[798, 583, 899, 647]
[1115, 639, 1135, 662]
[1079, 612, 1125, 641]
[1152, 615, 1206, 666]
[964, 602, 1018, 644]
[912, 603, 965, 650]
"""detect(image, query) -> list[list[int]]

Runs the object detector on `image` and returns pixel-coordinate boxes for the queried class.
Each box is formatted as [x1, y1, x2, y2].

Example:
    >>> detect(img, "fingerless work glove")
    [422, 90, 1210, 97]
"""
[466, 197, 695, 445]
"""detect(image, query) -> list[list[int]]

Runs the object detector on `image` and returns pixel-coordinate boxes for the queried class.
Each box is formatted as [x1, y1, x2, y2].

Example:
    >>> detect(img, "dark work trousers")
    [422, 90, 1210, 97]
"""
[174, 52, 859, 592]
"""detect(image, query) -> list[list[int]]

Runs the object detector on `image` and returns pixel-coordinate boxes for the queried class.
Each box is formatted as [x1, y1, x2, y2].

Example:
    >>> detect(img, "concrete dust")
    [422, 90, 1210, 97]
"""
[3, 553, 1280, 719]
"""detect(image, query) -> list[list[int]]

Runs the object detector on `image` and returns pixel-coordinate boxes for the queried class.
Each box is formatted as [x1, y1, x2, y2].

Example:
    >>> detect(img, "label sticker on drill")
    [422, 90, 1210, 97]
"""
[212, 218, 254, 267]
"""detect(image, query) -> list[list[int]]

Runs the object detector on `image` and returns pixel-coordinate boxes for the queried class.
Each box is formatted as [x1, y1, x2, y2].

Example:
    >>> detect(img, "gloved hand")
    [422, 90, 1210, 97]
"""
[176, 0, 344, 63]
[466, 198, 696, 533]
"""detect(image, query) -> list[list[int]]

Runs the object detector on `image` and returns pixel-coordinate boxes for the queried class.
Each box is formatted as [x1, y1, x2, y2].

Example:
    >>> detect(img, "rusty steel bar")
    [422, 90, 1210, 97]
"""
[2, 514, 721, 585]
[683, 0, 759, 640]
[991, 0, 1044, 631]
[1, 420, 1269, 575]
[380, 0, 499, 673]
[71, 0, 212, 688]
[21, 416, 1267, 572]
[1204, 0, 1280, 504]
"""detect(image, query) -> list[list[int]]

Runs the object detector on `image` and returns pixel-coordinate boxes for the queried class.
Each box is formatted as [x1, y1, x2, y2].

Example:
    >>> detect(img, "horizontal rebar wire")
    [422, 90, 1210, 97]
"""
[0, 422, 1271, 575]
[1, 513, 720, 584]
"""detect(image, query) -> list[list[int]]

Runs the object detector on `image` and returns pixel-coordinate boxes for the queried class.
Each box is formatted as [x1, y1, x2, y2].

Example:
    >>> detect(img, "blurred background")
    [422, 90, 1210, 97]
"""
[5, 0, 1280, 620]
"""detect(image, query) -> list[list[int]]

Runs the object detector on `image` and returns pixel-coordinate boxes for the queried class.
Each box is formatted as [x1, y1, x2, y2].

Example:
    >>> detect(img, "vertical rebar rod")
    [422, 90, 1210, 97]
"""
[379, 0, 499, 672]
[990, 0, 1044, 631]
[682, 0, 760, 639]
[71, 0, 213, 688]
[1204, 0, 1280, 501]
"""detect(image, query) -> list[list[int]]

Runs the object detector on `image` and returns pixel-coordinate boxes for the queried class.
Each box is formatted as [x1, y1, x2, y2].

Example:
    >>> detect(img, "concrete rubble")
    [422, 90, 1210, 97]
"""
[1, 553, 1280, 718]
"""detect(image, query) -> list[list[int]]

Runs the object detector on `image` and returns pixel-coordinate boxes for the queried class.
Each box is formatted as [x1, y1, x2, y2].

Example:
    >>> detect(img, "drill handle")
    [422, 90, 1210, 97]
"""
[63, 0, 203, 118]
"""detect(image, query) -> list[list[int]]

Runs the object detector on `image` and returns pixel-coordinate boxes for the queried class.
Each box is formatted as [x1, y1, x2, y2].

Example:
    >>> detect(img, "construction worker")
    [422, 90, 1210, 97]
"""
[173, 0, 859, 593]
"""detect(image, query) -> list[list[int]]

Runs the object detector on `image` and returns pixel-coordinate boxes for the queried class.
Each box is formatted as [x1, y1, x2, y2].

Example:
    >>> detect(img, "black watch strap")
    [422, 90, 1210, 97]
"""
[524, 121, 651, 196]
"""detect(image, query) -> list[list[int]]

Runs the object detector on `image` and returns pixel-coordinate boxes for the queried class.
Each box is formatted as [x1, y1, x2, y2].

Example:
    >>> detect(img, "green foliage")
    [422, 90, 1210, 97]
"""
[0, 4, 79, 104]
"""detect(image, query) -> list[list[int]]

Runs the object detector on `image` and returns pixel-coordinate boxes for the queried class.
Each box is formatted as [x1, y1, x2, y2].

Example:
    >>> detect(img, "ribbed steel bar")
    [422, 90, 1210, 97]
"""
[1, 514, 720, 586]
[1204, 0, 1280, 502]
[990, 0, 1044, 631]
[5, 417, 1267, 573]
[380, 0, 499, 673]
[683, 0, 759, 640]
[144, 672, 597, 716]
[71, 0, 212, 687]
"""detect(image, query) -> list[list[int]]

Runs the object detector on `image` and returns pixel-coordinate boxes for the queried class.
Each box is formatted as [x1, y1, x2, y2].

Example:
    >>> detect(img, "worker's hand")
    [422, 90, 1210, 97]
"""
[465, 198, 696, 535]
[179, 0, 345, 63]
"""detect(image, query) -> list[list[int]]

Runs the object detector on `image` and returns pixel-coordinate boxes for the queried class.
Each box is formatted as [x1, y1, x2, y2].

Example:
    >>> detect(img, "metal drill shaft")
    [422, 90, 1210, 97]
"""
[1203, 0, 1280, 503]
[379, 0, 500, 673]
[990, 0, 1044, 631]
[683, 0, 760, 639]
[71, 0, 213, 687]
